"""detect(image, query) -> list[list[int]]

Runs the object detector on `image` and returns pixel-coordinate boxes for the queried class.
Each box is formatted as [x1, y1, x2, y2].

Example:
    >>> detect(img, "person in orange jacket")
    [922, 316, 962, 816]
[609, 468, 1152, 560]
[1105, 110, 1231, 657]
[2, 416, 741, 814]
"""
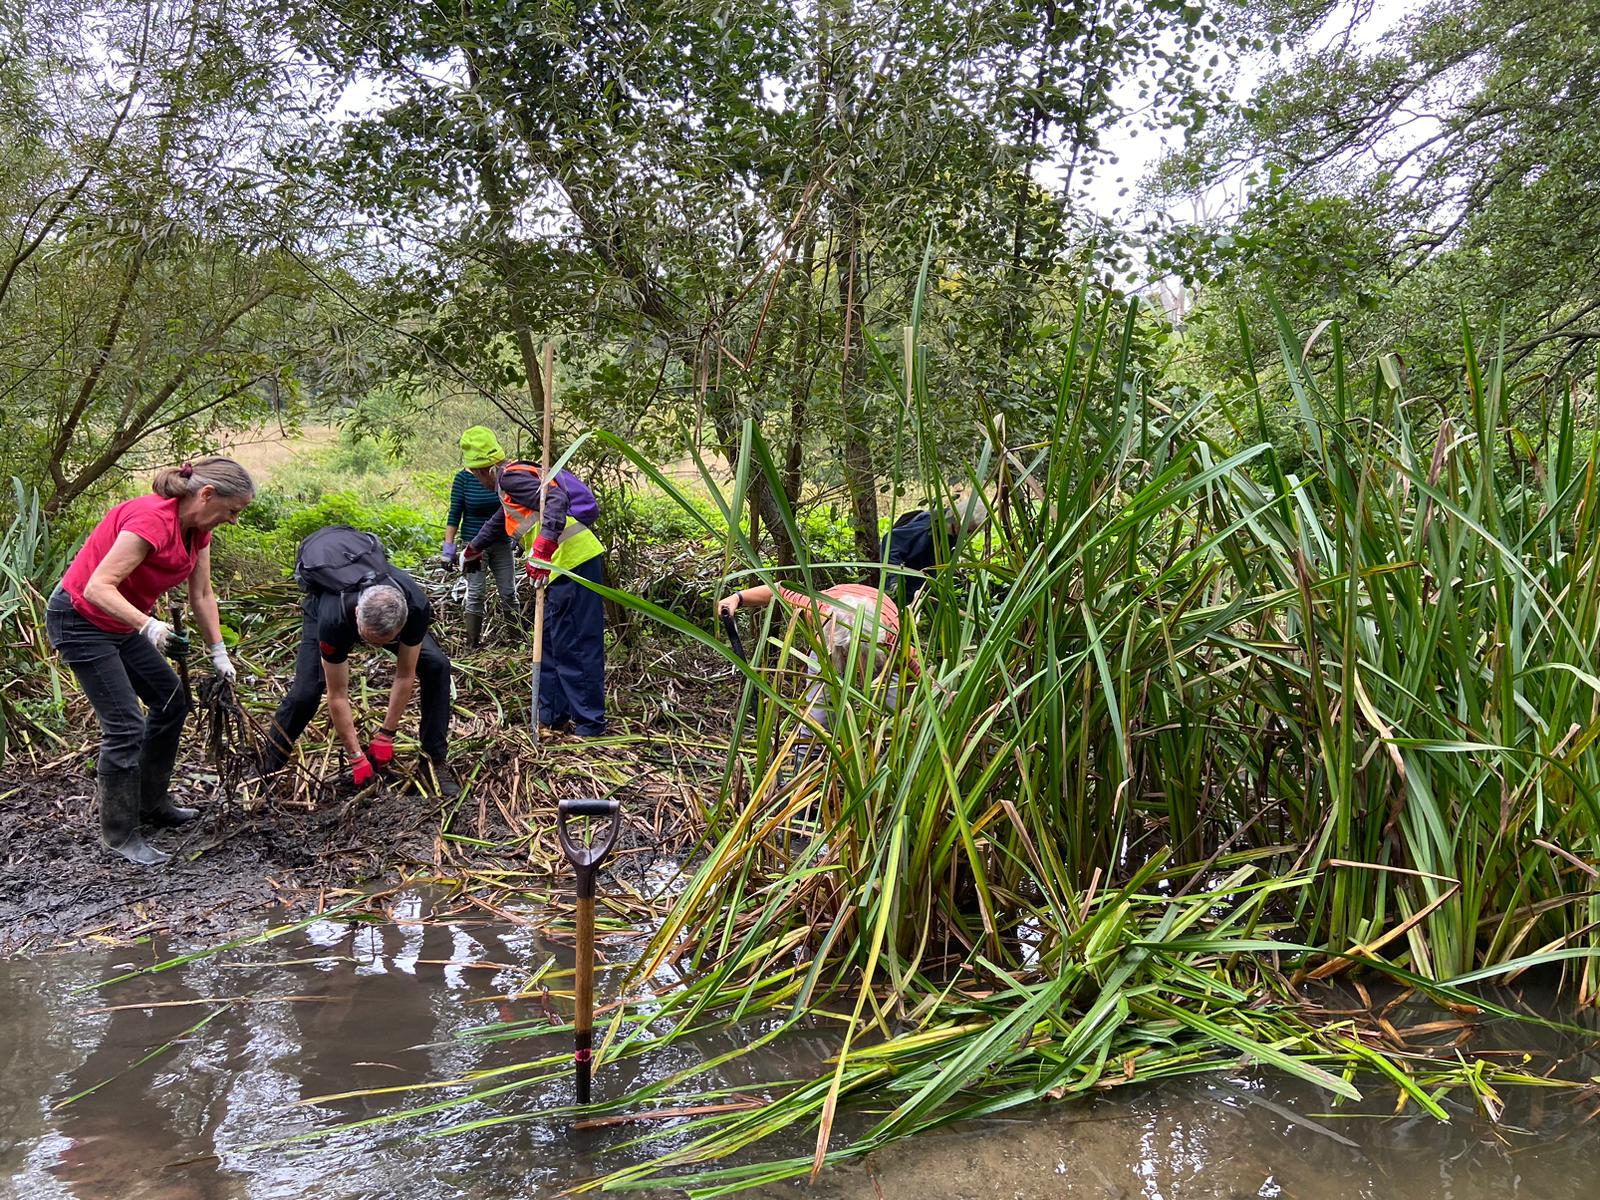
[459, 426, 608, 737]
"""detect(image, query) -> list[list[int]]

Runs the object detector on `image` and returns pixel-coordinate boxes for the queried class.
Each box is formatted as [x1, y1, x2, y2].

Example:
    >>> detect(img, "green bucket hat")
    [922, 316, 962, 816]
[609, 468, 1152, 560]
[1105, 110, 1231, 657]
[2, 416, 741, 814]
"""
[459, 426, 505, 469]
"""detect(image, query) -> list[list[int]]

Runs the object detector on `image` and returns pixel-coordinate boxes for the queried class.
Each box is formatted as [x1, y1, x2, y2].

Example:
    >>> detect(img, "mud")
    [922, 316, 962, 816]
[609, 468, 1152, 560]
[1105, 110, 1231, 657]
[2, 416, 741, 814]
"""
[1, 592, 735, 955]
[0, 759, 458, 952]
[0, 742, 710, 955]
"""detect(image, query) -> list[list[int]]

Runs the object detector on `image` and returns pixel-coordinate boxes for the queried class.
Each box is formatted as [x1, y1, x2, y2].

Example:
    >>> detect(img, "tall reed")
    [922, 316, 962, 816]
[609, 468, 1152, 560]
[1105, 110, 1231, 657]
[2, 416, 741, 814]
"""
[294, 296, 1600, 1191]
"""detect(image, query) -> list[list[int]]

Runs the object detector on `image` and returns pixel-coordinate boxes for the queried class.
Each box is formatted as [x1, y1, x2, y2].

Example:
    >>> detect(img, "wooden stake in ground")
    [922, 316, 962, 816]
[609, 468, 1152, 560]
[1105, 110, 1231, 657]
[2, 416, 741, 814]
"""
[530, 340, 555, 739]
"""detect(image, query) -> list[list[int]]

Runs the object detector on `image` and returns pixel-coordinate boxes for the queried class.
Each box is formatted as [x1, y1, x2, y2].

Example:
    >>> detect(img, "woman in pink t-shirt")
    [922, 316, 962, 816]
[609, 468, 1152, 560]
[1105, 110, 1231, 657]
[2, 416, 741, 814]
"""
[46, 457, 254, 866]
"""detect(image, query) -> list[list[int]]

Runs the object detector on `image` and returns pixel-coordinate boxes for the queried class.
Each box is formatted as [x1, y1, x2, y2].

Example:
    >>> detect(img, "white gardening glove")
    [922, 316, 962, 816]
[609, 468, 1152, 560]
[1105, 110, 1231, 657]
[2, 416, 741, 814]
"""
[139, 617, 175, 652]
[208, 641, 237, 683]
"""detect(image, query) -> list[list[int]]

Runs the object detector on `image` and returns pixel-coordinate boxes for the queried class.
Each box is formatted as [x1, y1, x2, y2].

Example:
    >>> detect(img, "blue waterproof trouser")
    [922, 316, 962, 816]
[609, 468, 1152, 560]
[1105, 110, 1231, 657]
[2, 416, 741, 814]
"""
[539, 555, 606, 736]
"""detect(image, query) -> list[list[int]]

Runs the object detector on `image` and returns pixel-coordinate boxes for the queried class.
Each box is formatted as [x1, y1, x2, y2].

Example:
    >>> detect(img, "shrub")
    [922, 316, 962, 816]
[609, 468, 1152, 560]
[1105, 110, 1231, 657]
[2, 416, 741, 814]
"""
[235, 485, 296, 533]
[274, 492, 434, 565]
[211, 489, 439, 592]
[606, 488, 728, 545]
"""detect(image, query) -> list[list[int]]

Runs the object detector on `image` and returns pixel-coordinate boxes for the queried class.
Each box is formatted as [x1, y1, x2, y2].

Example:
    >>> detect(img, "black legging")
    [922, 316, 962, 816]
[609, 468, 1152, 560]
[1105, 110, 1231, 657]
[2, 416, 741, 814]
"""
[45, 589, 189, 774]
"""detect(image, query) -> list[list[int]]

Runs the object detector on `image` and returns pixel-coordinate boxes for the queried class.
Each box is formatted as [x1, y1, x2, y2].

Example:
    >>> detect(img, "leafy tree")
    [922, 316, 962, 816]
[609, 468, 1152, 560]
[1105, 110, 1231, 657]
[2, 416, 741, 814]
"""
[282, 0, 1230, 559]
[1153, 0, 1600, 402]
[0, 0, 362, 514]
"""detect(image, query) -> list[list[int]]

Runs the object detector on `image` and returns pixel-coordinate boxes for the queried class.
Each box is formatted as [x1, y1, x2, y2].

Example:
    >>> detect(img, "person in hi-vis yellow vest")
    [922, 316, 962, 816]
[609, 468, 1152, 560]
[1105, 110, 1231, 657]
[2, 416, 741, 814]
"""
[458, 426, 607, 736]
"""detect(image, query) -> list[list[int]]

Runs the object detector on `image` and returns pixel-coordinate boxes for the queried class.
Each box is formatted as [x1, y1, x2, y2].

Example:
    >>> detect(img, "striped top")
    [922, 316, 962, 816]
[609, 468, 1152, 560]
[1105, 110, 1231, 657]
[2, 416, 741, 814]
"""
[446, 469, 503, 540]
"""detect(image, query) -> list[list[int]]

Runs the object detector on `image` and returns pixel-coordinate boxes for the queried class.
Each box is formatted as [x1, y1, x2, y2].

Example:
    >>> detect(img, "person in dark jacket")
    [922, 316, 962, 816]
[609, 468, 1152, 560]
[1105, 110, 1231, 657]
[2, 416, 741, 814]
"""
[879, 493, 988, 606]
[460, 428, 607, 737]
[442, 428, 518, 649]
[259, 529, 457, 796]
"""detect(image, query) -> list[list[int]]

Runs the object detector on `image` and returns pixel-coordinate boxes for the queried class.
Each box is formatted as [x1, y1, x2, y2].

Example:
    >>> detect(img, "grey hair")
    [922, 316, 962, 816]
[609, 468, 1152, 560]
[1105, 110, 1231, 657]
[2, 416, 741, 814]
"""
[944, 492, 988, 534]
[355, 584, 408, 642]
[151, 456, 256, 501]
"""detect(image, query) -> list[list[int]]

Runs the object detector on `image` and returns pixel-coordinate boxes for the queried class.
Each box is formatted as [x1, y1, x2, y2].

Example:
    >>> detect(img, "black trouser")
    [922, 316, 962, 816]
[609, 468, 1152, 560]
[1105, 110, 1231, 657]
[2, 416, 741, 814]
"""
[264, 612, 453, 765]
[45, 589, 189, 774]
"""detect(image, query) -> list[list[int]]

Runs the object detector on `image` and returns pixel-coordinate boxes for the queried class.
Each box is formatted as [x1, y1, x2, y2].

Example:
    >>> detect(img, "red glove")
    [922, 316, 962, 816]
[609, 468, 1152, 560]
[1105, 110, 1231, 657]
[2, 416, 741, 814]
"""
[368, 730, 395, 768]
[525, 534, 559, 585]
[462, 544, 483, 564]
[351, 753, 375, 787]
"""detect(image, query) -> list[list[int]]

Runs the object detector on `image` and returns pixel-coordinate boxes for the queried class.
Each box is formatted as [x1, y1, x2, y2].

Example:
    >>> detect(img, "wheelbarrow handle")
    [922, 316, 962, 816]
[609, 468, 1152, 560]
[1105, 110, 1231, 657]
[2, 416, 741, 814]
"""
[558, 797, 621, 899]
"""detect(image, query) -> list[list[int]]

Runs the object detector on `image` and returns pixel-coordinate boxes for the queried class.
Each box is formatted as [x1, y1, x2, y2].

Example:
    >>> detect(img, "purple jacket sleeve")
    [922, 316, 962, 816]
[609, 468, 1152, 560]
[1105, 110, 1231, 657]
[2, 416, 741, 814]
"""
[491, 466, 571, 546]
[536, 476, 570, 545]
[465, 507, 508, 553]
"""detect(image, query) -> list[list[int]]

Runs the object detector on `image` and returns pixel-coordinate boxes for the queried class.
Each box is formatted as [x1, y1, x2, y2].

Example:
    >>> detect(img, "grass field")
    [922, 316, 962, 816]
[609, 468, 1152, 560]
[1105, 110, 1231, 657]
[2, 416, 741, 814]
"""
[219, 424, 342, 483]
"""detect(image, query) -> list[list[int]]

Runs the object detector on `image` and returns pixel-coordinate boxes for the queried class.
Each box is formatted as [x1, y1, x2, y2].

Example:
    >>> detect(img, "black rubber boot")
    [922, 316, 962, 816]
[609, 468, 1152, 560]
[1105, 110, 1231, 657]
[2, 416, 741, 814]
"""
[464, 611, 483, 651]
[139, 731, 198, 827]
[99, 767, 169, 866]
[423, 757, 460, 799]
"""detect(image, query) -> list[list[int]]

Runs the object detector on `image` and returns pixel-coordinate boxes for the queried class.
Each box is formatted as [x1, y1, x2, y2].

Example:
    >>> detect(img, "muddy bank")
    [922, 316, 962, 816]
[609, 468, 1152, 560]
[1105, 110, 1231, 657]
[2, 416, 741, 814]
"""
[1, 598, 733, 954]
[0, 739, 705, 954]
[0, 761, 443, 952]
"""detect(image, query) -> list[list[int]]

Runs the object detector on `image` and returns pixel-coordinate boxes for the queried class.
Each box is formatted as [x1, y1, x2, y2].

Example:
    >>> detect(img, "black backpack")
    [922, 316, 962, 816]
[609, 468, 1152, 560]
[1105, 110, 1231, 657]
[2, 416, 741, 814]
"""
[294, 525, 390, 595]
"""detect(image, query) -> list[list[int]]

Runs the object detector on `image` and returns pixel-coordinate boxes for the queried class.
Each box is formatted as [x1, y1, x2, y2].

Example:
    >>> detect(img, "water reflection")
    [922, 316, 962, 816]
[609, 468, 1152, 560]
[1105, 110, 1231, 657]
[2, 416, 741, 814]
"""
[1, 894, 1596, 1200]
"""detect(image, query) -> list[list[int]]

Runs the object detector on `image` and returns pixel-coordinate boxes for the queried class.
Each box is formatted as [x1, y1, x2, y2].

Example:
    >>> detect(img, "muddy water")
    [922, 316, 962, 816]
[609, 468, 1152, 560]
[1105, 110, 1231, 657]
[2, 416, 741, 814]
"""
[1, 897, 1596, 1200]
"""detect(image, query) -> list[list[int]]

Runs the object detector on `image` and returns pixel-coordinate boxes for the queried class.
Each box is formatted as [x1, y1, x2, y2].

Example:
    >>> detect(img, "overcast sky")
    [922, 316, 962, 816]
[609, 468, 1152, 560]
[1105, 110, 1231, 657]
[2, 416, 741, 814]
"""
[1079, 0, 1410, 223]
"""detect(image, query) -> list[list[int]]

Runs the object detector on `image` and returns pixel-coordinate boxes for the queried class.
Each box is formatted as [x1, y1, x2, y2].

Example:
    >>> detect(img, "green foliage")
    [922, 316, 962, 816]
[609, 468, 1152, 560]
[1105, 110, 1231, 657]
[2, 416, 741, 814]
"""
[607, 489, 728, 546]
[1154, 0, 1600, 401]
[0, 480, 69, 763]
[233, 487, 298, 534]
[211, 488, 438, 590]
[571, 295, 1600, 1184]
[0, 0, 376, 515]
[296, 299, 1600, 1188]
[276, 0, 1236, 561]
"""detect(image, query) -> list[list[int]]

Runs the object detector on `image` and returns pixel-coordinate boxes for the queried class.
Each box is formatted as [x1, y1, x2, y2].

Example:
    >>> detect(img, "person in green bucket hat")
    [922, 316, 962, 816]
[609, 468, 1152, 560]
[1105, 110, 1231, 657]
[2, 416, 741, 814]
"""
[460, 427, 607, 737]
[443, 426, 521, 649]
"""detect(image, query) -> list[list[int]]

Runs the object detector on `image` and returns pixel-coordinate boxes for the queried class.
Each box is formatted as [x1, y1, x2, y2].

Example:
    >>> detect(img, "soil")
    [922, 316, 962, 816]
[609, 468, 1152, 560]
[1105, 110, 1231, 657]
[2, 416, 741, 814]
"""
[0, 632, 735, 955]
[0, 737, 716, 955]
[0, 759, 436, 952]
